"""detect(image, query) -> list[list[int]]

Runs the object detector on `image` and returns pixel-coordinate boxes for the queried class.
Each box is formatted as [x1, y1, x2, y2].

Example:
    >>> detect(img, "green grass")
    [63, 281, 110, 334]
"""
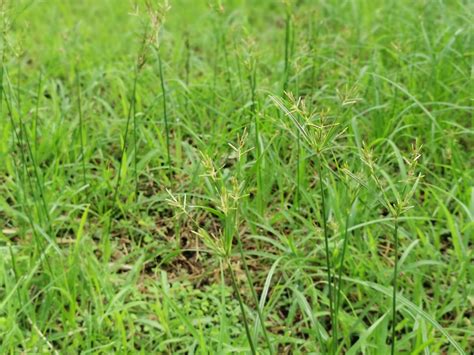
[0, 0, 473, 353]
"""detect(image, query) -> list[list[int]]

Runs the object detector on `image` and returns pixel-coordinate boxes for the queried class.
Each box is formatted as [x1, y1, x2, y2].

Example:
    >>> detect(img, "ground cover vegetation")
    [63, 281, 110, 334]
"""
[0, 0, 472, 353]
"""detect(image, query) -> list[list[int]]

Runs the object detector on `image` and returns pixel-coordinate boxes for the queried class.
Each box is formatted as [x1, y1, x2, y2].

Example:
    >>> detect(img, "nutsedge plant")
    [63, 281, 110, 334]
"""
[166, 143, 274, 354]
[271, 92, 347, 351]
[361, 140, 423, 354]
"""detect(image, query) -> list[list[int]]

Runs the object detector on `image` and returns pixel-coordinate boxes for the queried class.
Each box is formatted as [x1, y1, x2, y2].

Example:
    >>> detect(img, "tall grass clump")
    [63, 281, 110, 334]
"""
[104, 36, 142, 259]
[2, 5, 53, 266]
[104, 1, 170, 258]
[146, 0, 173, 174]
[240, 36, 264, 217]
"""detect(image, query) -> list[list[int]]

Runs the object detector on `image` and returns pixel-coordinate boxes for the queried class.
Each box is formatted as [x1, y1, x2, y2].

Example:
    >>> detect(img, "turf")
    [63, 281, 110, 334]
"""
[0, 0, 472, 353]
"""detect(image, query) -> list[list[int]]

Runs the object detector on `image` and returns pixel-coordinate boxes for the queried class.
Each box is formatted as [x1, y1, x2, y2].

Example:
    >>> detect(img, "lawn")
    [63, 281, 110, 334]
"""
[0, 0, 472, 353]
